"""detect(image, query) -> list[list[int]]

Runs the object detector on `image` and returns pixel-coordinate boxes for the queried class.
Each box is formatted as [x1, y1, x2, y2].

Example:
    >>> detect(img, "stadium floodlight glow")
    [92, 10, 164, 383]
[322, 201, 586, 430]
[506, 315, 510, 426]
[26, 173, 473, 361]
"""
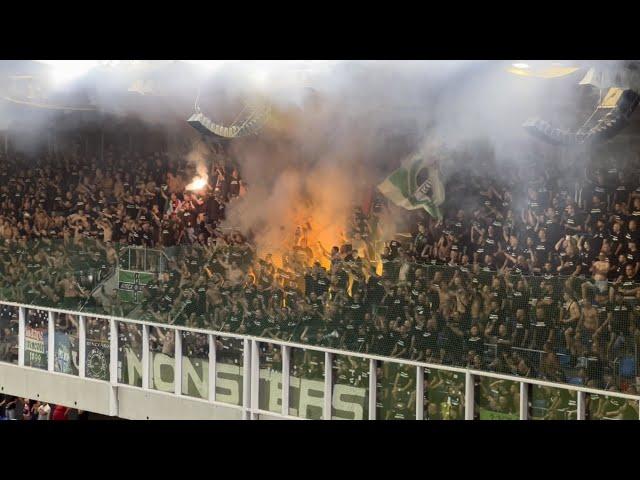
[182, 60, 229, 71]
[250, 69, 269, 88]
[36, 60, 120, 87]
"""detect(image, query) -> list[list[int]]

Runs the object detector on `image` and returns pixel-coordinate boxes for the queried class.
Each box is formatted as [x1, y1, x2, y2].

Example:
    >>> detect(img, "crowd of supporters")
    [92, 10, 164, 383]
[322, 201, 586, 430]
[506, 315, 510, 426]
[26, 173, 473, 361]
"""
[128, 149, 640, 396]
[0, 131, 244, 311]
[0, 396, 92, 420]
[1, 130, 640, 400]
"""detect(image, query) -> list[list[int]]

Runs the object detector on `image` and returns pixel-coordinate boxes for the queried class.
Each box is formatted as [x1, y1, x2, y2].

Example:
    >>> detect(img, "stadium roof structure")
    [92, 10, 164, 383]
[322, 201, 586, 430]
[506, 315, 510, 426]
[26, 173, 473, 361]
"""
[505, 61, 640, 145]
[1, 60, 639, 144]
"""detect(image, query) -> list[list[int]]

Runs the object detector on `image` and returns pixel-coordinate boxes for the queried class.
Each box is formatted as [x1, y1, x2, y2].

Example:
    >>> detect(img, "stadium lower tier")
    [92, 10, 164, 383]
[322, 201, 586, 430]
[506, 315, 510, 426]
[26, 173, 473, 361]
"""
[3, 242, 640, 400]
[0, 302, 638, 420]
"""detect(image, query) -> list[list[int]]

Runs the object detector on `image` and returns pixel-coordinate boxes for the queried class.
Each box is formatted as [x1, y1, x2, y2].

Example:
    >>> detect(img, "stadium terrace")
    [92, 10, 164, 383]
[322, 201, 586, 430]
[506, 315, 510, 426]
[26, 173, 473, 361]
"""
[1, 60, 640, 420]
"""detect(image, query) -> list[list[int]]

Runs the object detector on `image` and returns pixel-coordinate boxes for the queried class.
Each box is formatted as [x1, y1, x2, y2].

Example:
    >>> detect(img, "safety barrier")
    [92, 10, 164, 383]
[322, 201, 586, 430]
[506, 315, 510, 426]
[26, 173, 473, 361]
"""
[1, 300, 638, 420]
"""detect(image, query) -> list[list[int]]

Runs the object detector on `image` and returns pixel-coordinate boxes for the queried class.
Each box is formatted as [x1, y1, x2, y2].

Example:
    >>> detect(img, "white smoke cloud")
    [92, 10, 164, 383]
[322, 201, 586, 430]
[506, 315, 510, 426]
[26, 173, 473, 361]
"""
[3, 59, 634, 256]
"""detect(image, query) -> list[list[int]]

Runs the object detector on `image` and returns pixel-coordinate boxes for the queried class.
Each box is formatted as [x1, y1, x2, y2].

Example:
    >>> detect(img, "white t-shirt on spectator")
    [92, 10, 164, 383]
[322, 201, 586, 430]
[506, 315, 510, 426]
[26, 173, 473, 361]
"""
[37, 403, 51, 420]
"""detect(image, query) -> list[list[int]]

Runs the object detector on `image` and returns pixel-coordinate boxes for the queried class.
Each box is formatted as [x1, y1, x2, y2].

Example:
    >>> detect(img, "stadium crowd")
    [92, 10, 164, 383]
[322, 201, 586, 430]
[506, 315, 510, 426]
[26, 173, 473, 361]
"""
[1, 130, 640, 407]
[135, 148, 640, 398]
[0, 133, 243, 310]
[0, 395, 92, 420]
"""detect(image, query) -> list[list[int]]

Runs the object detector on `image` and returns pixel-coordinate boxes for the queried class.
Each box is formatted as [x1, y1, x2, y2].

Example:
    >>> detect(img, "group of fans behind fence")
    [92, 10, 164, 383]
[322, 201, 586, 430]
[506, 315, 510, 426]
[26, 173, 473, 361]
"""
[1, 135, 640, 402]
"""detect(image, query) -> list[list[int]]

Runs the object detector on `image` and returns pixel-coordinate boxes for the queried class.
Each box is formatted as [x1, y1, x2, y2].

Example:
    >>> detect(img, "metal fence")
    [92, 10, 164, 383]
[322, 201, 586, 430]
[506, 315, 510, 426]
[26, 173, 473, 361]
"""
[1, 300, 639, 420]
[2, 240, 640, 402]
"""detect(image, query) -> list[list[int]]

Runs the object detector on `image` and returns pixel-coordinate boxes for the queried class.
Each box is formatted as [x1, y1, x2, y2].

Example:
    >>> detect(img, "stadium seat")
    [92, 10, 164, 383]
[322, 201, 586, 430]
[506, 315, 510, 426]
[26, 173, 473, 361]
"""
[620, 357, 636, 378]
[558, 353, 571, 367]
[532, 399, 547, 409]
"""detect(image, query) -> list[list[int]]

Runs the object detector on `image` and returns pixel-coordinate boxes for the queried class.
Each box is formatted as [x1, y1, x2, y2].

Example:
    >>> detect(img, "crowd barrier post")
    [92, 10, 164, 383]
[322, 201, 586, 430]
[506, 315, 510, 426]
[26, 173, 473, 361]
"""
[416, 366, 424, 420]
[208, 334, 216, 403]
[142, 324, 150, 389]
[243, 338, 251, 420]
[108, 318, 119, 416]
[48, 311, 55, 372]
[520, 382, 528, 420]
[324, 352, 332, 420]
[18, 307, 25, 367]
[368, 358, 376, 420]
[465, 372, 475, 420]
[281, 345, 290, 416]
[577, 391, 586, 420]
[109, 318, 118, 384]
[250, 340, 260, 419]
[174, 328, 182, 396]
[78, 315, 86, 378]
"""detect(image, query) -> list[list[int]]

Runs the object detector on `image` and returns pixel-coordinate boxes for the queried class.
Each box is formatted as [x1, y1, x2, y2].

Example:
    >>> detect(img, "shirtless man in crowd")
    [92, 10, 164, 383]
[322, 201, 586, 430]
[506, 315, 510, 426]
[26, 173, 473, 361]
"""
[581, 252, 612, 302]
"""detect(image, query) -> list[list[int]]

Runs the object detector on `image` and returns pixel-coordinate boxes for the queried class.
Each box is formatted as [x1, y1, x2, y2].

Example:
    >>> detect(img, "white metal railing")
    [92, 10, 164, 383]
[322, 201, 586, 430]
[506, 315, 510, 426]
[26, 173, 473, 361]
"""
[0, 300, 639, 420]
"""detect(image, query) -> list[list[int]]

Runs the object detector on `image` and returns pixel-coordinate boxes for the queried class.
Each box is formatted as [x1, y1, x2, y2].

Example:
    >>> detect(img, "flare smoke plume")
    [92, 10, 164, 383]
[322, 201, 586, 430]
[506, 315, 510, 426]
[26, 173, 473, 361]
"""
[3, 60, 631, 259]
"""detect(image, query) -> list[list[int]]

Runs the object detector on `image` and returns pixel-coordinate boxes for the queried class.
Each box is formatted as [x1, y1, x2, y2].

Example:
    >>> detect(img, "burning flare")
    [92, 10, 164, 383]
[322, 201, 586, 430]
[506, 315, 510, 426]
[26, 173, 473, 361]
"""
[186, 175, 208, 191]
[186, 161, 210, 192]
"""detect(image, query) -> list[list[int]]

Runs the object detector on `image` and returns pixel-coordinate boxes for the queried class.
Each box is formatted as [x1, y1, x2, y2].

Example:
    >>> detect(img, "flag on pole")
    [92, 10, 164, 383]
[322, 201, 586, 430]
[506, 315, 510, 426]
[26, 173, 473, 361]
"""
[377, 149, 445, 219]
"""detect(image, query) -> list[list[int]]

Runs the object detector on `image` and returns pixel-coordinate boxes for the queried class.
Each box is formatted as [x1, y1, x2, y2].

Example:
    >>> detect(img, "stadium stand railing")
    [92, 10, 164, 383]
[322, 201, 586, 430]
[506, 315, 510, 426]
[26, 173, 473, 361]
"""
[1, 242, 640, 418]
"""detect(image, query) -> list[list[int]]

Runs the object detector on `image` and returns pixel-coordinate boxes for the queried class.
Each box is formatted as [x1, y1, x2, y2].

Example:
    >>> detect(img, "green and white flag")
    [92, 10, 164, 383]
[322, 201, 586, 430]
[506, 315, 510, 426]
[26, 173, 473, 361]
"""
[377, 150, 445, 219]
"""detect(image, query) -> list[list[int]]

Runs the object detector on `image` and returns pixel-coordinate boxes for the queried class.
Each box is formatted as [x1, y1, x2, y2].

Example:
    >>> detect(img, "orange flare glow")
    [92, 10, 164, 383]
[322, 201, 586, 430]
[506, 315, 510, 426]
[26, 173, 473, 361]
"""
[186, 175, 208, 191]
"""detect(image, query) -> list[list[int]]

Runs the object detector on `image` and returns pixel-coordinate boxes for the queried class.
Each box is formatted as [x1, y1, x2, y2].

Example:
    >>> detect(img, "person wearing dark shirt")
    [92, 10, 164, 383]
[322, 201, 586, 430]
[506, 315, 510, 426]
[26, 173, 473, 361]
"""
[530, 306, 552, 351]
[532, 228, 552, 271]
[511, 308, 530, 348]
[228, 168, 241, 198]
[622, 240, 640, 277]
[365, 267, 385, 310]
[562, 203, 584, 236]
[625, 219, 640, 246]
[557, 240, 581, 276]
[380, 245, 400, 282]
[586, 196, 607, 230]
[465, 324, 484, 356]
[381, 285, 404, 319]
[608, 221, 624, 257]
